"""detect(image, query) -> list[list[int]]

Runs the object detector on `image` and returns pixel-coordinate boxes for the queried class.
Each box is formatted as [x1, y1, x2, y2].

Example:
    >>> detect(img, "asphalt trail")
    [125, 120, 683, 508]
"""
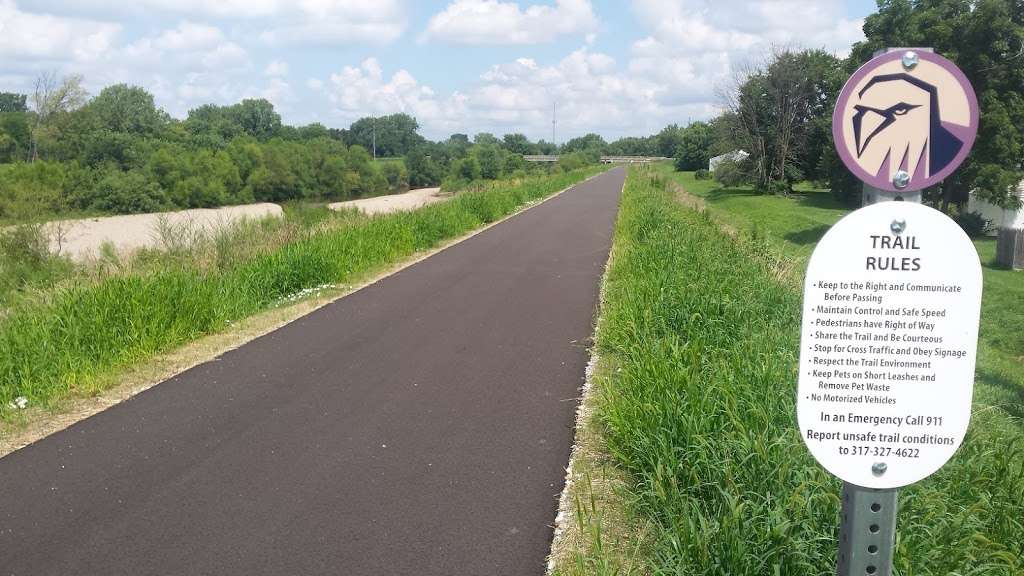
[0, 168, 625, 575]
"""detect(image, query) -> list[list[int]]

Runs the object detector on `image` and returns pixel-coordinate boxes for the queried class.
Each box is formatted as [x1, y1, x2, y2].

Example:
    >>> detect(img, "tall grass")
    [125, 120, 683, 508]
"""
[585, 167, 1023, 574]
[0, 167, 605, 416]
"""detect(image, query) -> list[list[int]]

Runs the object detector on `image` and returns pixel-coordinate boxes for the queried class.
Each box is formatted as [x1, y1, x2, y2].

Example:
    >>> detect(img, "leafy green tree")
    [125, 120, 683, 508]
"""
[850, 0, 1024, 210]
[673, 122, 714, 171]
[445, 133, 471, 158]
[656, 124, 685, 157]
[30, 72, 88, 162]
[721, 49, 843, 193]
[562, 133, 607, 156]
[0, 112, 32, 162]
[87, 169, 168, 214]
[380, 161, 408, 192]
[226, 138, 264, 184]
[85, 84, 167, 135]
[535, 139, 558, 155]
[185, 104, 244, 145]
[473, 132, 500, 147]
[405, 145, 447, 187]
[0, 93, 28, 113]
[557, 152, 591, 171]
[451, 156, 481, 181]
[297, 123, 330, 140]
[474, 145, 502, 179]
[501, 133, 535, 155]
[82, 130, 155, 170]
[248, 143, 298, 202]
[232, 99, 281, 141]
[607, 135, 658, 156]
[504, 151, 526, 174]
[347, 113, 425, 158]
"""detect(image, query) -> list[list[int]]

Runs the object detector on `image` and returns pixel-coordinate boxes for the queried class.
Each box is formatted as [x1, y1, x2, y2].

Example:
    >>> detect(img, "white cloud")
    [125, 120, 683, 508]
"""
[265, 59, 289, 77]
[313, 48, 715, 141]
[0, 0, 120, 63]
[325, 58, 453, 119]
[631, 0, 863, 58]
[25, 0, 407, 46]
[258, 0, 406, 45]
[0, 0, 870, 139]
[262, 77, 294, 108]
[122, 22, 249, 72]
[626, 0, 865, 111]
[421, 0, 598, 45]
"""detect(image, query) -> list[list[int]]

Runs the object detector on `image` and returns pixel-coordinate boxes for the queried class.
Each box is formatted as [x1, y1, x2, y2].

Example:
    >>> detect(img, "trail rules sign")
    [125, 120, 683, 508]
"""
[797, 202, 982, 489]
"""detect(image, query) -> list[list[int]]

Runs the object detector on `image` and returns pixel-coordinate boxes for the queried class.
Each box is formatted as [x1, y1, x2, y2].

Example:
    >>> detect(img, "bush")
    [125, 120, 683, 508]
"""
[380, 161, 408, 192]
[89, 170, 168, 214]
[0, 161, 67, 219]
[955, 210, 990, 238]
[694, 169, 711, 180]
[557, 152, 590, 172]
[0, 224, 73, 303]
[713, 158, 748, 187]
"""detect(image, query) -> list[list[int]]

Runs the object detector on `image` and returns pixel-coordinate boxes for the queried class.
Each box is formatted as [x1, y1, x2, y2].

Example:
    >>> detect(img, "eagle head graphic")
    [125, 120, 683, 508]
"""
[852, 73, 963, 184]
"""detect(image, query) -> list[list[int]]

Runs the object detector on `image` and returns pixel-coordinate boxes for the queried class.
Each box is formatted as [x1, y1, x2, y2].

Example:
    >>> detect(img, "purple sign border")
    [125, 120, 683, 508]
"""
[832, 51, 979, 193]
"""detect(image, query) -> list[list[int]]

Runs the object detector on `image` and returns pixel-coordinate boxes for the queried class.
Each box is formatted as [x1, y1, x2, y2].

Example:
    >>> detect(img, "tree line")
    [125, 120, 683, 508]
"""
[0, 79, 415, 219]
[706, 0, 1023, 211]
[0, 76, 607, 220]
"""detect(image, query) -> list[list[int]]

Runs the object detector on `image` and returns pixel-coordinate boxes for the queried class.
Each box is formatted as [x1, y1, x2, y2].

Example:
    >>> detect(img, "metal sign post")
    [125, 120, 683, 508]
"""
[800, 47, 982, 576]
[845, 47, 927, 576]
[837, 484, 898, 576]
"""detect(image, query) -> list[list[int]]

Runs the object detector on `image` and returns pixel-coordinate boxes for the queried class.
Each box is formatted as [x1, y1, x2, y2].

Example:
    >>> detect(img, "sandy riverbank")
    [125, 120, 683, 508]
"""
[328, 187, 445, 215]
[45, 203, 283, 261]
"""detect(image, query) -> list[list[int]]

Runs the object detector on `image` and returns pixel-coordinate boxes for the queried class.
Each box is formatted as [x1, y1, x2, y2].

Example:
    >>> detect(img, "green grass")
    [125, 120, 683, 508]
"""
[658, 163, 1024, 421]
[0, 166, 607, 417]
[565, 166, 1022, 574]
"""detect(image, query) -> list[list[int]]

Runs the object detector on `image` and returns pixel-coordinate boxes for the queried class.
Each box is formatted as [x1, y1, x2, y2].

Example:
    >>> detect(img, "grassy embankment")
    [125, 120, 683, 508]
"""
[0, 166, 606, 420]
[662, 163, 1024, 419]
[555, 166, 1023, 574]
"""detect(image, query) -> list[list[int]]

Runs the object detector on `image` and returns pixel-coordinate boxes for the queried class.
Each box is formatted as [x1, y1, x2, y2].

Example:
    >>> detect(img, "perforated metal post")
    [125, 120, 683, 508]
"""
[837, 483, 898, 576]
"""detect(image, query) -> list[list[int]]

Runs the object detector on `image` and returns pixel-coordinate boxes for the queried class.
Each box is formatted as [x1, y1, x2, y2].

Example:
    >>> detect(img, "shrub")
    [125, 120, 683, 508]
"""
[694, 169, 711, 180]
[557, 152, 590, 172]
[89, 170, 168, 214]
[0, 224, 73, 303]
[713, 158, 748, 187]
[955, 210, 990, 238]
[380, 161, 408, 192]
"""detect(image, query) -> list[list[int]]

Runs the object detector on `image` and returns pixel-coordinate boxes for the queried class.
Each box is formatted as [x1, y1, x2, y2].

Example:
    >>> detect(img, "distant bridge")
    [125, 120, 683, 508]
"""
[523, 155, 670, 164]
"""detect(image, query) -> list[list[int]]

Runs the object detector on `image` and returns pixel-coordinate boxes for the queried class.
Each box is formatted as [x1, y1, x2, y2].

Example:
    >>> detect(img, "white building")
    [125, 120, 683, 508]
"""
[709, 150, 749, 172]
[967, 181, 1024, 235]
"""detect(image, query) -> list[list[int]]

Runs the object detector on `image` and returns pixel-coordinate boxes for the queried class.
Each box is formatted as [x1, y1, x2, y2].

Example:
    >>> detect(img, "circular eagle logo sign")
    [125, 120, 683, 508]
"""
[833, 51, 979, 193]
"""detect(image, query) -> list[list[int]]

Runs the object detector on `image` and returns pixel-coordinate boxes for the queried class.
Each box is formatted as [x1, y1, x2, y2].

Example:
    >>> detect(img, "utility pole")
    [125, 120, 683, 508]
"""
[372, 116, 377, 161]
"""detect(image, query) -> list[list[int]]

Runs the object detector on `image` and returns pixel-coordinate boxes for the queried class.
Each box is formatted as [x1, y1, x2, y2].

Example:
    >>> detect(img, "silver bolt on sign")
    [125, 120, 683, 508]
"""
[902, 51, 919, 70]
[893, 170, 911, 189]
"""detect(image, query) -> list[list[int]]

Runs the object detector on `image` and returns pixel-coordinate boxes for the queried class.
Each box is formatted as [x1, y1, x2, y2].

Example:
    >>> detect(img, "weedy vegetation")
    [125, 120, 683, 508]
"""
[555, 166, 1023, 575]
[0, 166, 606, 418]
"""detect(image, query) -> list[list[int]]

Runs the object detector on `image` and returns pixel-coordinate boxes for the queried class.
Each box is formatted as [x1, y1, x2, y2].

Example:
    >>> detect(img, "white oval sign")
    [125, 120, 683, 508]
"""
[797, 202, 982, 488]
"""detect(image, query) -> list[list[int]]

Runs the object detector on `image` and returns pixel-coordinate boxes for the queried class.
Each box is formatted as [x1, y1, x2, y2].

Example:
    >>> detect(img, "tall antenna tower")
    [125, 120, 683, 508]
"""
[552, 100, 557, 149]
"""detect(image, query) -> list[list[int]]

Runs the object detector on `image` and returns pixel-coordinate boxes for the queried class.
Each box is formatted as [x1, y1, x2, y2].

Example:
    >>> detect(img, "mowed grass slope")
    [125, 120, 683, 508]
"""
[0, 167, 606, 418]
[562, 167, 1022, 574]
[662, 164, 1024, 420]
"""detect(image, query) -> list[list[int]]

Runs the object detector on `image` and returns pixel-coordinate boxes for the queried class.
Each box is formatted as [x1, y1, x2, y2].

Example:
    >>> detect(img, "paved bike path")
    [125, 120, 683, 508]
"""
[0, 168, 625, 575]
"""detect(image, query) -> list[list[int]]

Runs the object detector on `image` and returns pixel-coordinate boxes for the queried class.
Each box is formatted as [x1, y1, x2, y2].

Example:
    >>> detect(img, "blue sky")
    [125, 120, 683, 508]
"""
[1, 1, 880, 141]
